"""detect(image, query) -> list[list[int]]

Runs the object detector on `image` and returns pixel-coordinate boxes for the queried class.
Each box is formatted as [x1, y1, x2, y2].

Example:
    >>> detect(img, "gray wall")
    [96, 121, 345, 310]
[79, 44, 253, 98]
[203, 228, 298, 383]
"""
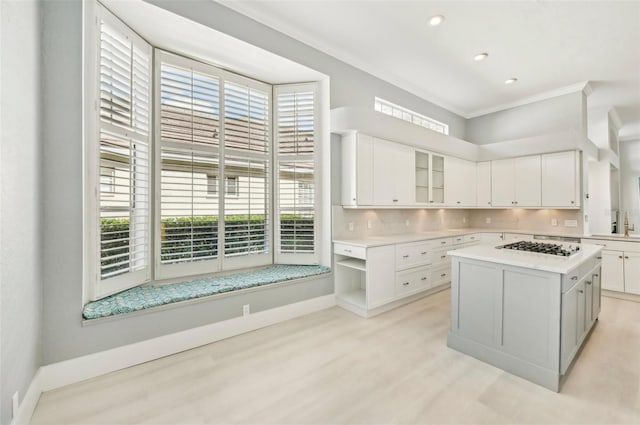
[1, 1, 43, 424]
[466, 92, 584, 145]
[41, 0, 466, 365]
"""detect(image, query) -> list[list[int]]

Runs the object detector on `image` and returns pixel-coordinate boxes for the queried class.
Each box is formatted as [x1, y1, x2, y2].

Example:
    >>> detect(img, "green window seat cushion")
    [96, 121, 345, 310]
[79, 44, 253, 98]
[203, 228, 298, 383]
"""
[83, 264, 331, 320]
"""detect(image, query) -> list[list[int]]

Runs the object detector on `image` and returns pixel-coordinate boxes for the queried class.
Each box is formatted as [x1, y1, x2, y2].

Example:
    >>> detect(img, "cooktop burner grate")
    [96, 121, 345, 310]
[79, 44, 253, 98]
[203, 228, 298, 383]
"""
[497, 241, 580, 257]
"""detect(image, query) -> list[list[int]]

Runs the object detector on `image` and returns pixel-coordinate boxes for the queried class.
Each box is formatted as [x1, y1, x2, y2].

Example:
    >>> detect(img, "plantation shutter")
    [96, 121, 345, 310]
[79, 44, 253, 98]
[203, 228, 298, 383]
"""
[91, 5, 152, 300]
[222, 80, 271, 269]
[156, 52, 222, 279]
[275, 84, 319, 264]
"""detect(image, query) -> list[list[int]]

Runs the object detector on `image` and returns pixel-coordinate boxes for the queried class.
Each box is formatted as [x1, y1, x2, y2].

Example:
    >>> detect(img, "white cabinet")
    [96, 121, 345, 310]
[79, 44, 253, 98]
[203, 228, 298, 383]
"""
[601, 250, 625, 291]
[476, 161, 492, 207]
[341, 133, 373, 206]
[372, 138, 414, 206]
[444, 157, 476, 207]
[491, 156, 541, 207]
[415, 150, 445, 205]
[541, 151, 580, 208]
[582, 240, 640, 295]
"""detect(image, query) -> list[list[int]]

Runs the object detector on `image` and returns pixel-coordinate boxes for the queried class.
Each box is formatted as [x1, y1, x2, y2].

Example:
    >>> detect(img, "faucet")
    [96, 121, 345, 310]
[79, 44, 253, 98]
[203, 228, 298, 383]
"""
[624, 212, 635, 237]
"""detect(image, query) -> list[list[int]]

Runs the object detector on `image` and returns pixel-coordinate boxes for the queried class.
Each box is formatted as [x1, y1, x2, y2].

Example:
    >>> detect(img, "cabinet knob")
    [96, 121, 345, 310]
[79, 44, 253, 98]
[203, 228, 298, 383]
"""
[625, 256, 629, 259]
[393, 199, 398, 203]
[596, 256, 602, 260]
[594, 274, 599, 277]
[441, 241, 446, 244]
[440, 273, 447, 277]
[352, 198, 356, 201]
[429, 200, 434, 203]
[402, 282, 410, 286]
[457, 201, 461, 204]
[619, 255, 623, 259]
[421, 277, 427, 281]
[488, 202, 491, 205]
[345, 249, 352, 253]
[586, 281, 592, 285]
[571, 276, 578, 281]
[578, 289, 584, 294]
[440, 255, 446, 259]
[403, 255, 409, 259]
[421, 251, 427, 255]
[571, 201, 575, 204]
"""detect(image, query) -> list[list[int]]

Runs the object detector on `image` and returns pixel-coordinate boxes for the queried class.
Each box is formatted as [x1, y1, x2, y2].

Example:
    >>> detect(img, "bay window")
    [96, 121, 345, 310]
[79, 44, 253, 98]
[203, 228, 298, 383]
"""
[85, 3, 321, 302]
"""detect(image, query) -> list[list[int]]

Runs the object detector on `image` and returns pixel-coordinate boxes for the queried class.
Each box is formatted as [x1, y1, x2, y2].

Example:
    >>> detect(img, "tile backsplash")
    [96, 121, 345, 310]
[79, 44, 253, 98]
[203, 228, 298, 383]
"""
[332, 206, 584, 239]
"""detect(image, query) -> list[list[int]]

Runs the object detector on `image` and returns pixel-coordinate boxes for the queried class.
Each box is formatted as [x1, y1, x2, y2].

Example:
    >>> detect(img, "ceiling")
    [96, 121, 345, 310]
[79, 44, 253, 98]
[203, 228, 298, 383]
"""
[220, 0, 640, 144]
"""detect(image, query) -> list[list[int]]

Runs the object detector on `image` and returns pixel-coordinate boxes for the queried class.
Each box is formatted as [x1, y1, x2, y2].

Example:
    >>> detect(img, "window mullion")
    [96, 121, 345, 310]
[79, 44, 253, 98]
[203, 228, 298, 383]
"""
[218, 80, 227, 270]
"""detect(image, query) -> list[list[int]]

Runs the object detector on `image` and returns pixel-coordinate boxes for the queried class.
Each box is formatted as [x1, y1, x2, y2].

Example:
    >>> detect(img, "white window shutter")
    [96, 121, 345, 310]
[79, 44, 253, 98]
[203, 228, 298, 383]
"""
[90, 5, 152, 300]
[274, 84, 319, 265]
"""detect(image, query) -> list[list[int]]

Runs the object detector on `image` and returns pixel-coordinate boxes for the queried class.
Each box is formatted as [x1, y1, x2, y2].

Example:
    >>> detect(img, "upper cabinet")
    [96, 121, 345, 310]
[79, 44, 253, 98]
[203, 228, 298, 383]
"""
[415, 151, 445, 205]
[476, 161, 492, 207]
[444, 157, 476, 206]
[372, 138, 415, 205]
[541, 151, 581, 207]
[491, 155, 541, 207]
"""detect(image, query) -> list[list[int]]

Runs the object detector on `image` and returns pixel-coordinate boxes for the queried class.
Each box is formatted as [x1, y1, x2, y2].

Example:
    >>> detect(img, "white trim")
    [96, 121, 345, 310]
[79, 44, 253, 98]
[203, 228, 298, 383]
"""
[9, 370, 43, 425]
[39, 294, 335, 392]
[466, 81, 592, 119]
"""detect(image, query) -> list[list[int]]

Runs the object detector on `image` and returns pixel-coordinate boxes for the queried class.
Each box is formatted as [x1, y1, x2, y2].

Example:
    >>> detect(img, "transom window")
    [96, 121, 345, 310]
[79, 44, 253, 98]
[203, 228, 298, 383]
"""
[374, 97, 449, 135]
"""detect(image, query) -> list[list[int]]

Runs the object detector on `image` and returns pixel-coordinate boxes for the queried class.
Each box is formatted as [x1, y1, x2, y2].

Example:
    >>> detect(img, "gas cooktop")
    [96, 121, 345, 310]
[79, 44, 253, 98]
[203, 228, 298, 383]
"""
[497, 241, 580, 257]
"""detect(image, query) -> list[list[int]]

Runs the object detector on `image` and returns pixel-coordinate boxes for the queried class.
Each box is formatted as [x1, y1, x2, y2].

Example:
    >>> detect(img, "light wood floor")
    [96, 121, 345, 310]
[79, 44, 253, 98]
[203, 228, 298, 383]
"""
[31, 290, 640, 424]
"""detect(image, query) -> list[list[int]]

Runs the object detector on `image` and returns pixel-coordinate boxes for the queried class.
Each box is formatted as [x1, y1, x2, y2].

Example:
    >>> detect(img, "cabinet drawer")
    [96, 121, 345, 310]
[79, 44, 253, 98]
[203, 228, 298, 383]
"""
[431, 249, 451, 267]
[562, 255, 599, 291]
[395, 266, 430, 296]
[582, 239, 640, 253]
[431, 266, 451, 285]
[426, 237, 454, 249]
[463, 234, 480, 244]
[334, 243, 366, 260]
[452, 235, 465, 245]
[396, 242, 431, 270]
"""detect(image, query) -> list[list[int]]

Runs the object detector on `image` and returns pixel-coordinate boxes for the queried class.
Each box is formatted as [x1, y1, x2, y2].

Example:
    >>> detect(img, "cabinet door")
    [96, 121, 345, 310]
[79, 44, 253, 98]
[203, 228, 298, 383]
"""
[355, 134, 374, 205]
[430, 154, 445, 204]
[372, 139, 398, 205]
[514, 155, 541, 207]
[491, 158, 515, 207]
[623, 252, 640, 295]
[591, 269, 601, 321]
[577, 281, 586, 340]
[444, 157, 475, 206]
[415, 151, 430, 204]
[366, 246, 395, 308]
[394, 143, 415, 205]
[372, 139, 414, 205]
[585, 277, 593, 330]
[601, 250, 625, 291]
[476, 161, 492, 207]
[561, 282, 579, 373]
[541, 151, 579, 207]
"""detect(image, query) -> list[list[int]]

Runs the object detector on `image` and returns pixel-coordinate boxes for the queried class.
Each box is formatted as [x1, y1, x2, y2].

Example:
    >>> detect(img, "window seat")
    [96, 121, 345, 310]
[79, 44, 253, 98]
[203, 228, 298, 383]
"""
[83, 264, 331, 320]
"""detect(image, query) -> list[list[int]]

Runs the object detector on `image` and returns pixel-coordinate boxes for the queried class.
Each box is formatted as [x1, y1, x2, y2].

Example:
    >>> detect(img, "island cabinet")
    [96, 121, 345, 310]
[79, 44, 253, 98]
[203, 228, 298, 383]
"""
[491, 155, 541, 207]
[447, 244, 602, 391]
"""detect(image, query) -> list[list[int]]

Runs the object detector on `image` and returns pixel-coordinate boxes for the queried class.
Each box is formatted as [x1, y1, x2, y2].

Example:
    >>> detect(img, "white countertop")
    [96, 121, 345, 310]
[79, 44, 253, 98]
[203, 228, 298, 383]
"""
[447, 243, 603, 274]
[333, 228, 640, 249]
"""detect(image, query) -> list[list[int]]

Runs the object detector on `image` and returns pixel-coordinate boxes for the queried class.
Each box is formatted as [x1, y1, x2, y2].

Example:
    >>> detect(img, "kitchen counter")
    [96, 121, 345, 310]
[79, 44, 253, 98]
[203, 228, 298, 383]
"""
[447, 243, 602, 274]
[583, 233, 640, 242]
[447, 241, 603, 391]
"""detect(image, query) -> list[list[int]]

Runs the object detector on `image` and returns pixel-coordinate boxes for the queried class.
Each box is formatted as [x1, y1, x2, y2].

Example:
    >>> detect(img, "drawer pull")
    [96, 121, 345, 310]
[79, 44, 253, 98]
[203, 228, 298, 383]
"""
[594, 274, 599, 277]
[421, 277, 427, 281]
[586, 281, 592, 285]
[578, 289, 584, 294]
[619, 255, 623, 259]
[393, 199, 398, 203]
[571, 276, 578, 281]
[402, 281, 410, 286]
[625, 256, 629, 259]
[440, 241, 447, 245]
[440, 273, 447, 277]
[402, 255, 409, 259]
[596, 256, 602, 260]
[421, 251, 427, 255]
[470, 237, 476, 240]
[344, 249, 352, 253]
[440, 255, 446, 259]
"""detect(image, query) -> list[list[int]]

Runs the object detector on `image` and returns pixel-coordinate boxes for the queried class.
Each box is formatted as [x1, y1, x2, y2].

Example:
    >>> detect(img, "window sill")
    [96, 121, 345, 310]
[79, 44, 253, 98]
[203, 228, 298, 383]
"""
[83, 264, 331, 323]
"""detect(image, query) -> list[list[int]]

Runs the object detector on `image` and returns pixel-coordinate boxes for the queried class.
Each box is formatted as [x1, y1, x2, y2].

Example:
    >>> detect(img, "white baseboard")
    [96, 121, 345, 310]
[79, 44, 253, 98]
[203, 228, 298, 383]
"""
[12, 294, 335, 424]
[10, 369, 43, 425]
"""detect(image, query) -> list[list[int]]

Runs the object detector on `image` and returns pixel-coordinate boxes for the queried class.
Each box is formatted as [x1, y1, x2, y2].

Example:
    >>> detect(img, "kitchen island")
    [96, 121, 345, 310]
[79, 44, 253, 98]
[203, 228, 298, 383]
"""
[447, 242, 603, 391]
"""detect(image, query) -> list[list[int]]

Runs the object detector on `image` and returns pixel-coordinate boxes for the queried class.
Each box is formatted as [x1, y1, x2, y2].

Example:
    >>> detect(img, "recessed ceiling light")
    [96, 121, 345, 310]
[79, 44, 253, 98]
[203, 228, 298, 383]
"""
[504, 78, 518, 85]
[474, 53, 489, 61]
[429, 15, 445, 26]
